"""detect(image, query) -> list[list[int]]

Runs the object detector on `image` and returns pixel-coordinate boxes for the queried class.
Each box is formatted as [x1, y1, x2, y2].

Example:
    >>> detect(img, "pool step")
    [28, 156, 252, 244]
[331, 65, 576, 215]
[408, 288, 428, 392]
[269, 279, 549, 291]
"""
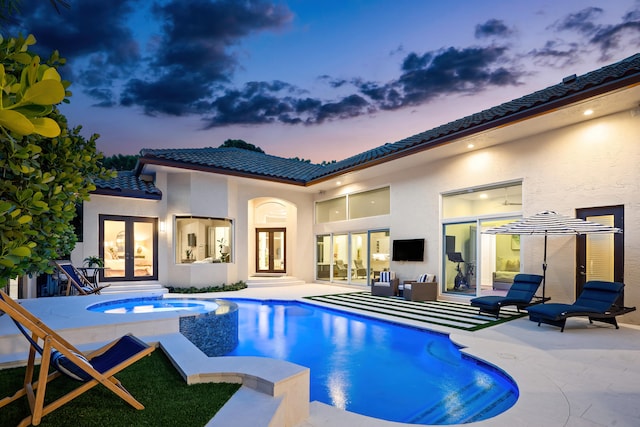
[246, 276, 305, 287]
[406, 379, 516, 424]
[99, 281, 168, 295]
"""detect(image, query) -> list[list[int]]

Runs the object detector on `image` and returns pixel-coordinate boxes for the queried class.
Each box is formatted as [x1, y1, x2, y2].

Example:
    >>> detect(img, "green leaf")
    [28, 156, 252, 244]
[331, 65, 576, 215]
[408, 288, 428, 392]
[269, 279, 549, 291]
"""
[0, 109, 35, 135]
[31, 117, 61, 137]
[17, 215, 32, 224]
[42, 67, 61, 81]
[21, 79, 65, 105]
[0, 258, 15, 268]
[10, 246, 31, 257]
[12, 52, 33, 65]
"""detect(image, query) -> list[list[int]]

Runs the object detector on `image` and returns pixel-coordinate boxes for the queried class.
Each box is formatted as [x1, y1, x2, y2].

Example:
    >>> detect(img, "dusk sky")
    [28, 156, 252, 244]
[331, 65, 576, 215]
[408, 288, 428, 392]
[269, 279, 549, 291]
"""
[10, 0, 640, 163]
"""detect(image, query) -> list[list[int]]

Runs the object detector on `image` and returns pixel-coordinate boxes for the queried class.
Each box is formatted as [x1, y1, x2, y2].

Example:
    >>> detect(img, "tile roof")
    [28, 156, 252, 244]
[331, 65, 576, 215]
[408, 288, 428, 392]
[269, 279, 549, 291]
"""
[95, 52, 640, 194]
[92, 171, 162, 199]
[138, 147, 327, 184]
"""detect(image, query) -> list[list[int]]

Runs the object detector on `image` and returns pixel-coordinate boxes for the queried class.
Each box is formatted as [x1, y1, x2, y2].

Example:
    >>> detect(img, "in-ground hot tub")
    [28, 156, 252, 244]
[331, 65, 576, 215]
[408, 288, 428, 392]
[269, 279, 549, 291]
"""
[87, 296, 239, 356]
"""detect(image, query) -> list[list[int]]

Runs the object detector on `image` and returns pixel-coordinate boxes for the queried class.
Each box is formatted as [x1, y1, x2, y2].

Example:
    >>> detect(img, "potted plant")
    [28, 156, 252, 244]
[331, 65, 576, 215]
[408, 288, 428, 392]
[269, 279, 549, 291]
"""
[83, 256, 104, 268]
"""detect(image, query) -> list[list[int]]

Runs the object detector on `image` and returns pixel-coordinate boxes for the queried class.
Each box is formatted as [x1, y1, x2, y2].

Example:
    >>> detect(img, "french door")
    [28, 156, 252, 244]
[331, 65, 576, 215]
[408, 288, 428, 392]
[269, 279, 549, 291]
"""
[99, 215, 158, 281]
[256, 228, 286, 273]
[576, 206, 624, 304]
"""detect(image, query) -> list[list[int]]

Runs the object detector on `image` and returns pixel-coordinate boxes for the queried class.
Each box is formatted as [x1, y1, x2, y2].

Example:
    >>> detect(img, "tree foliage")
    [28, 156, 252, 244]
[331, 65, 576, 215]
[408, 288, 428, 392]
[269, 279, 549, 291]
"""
[219, 139, 264, 153]
[0, 34, 114, 283]
[101, 153, 139, 171]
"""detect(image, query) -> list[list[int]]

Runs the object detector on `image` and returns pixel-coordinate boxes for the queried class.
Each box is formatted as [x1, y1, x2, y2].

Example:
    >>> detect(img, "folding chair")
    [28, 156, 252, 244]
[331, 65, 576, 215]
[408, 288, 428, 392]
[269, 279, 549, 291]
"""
[0, 290, 155, 426]
[53, 260, 110, 295]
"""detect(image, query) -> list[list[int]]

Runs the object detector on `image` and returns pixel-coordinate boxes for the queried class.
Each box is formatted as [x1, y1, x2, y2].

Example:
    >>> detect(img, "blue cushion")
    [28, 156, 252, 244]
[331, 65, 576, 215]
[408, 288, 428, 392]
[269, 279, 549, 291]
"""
[51, 350, 93, 382]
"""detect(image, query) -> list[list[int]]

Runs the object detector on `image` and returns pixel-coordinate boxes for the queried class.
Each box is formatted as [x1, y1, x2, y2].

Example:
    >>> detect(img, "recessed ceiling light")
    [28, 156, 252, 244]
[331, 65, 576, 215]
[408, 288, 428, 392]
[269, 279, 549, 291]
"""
[336, 181, 341, 186]
[467, 143, 475, 149]
[584, 109, 594, 116]
[479, 193, 488, 199]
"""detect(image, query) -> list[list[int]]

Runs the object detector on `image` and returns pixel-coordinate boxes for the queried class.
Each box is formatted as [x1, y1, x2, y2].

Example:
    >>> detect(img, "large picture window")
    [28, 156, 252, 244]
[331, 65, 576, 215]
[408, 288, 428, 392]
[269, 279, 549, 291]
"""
[175, 217, 233, 264]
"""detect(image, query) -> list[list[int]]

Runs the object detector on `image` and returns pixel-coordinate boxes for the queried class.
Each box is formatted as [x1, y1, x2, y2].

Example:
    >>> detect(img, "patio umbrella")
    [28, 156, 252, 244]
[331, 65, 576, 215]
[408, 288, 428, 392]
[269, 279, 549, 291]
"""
[483, 210, 622, 299]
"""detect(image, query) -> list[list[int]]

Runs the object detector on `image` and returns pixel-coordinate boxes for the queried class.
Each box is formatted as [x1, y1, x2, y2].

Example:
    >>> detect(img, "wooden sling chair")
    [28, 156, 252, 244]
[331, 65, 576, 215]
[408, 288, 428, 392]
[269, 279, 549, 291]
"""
[0, 290, 155, 426]
[53, 260, 110, 295]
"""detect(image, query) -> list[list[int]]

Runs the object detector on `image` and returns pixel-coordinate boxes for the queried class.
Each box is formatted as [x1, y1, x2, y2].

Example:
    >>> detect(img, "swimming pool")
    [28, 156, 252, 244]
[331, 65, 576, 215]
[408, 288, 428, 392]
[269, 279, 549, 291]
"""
[224, 299, 518, 425]
[87, 297, 219, 314]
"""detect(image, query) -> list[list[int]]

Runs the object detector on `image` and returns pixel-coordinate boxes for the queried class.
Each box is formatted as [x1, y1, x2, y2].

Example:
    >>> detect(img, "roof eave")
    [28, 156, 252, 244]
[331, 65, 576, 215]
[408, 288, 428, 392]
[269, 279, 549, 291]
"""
[91, 188, 163, 200]
[138, 157, 308, 186]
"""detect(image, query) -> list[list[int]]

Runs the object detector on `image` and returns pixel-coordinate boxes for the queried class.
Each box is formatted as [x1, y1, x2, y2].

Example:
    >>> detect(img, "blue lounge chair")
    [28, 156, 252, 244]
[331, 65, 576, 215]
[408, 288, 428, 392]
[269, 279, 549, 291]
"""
[527, 281, 636, 332]
[0, 290, 155, 426]
[470, 274, 545, 318]
[54, 260, 110, 295]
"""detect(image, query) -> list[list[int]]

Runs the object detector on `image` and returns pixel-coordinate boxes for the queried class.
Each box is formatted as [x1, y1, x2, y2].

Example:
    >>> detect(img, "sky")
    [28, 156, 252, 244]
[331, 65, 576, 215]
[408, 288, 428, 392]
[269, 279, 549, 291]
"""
[9, 0, 640, 163]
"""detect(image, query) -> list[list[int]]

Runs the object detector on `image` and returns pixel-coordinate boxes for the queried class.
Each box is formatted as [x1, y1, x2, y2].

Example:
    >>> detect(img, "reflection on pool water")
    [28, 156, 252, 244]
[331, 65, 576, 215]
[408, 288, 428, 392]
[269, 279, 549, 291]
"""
[224, 299, 518, 425]
[87, 297, 219, 314]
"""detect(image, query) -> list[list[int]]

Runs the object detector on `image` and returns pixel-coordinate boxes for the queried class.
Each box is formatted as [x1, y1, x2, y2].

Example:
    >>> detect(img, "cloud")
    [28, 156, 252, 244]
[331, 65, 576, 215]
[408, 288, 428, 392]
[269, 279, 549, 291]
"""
[122, 0, 293, 115]
[362, 46, 523, 110]
[528, 40, 581, 68]
[13, 0, 140, 84]
[550, 5, 640, 61]
[588, 15, 640, 61]
[205, 81, 372, 127]
[552, 7, 604, 34]
[475, 19, 515, 39]
[201, 44, 523, 126]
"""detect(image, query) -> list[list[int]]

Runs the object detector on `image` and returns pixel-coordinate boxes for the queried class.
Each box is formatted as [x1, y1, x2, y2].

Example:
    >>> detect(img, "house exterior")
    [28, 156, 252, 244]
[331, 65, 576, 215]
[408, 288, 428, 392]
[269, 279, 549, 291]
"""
[76, 53, 640, 324]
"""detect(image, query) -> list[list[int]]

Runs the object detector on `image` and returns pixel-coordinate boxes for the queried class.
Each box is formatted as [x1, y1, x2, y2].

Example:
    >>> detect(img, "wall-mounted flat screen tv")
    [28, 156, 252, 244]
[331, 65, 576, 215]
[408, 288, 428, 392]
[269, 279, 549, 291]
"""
[392, 238, 425, 261]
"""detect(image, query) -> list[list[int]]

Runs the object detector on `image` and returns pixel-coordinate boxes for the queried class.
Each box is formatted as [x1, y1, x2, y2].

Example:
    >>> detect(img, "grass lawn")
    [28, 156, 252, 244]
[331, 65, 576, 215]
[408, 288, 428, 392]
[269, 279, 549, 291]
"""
[0, 350, 240, 426]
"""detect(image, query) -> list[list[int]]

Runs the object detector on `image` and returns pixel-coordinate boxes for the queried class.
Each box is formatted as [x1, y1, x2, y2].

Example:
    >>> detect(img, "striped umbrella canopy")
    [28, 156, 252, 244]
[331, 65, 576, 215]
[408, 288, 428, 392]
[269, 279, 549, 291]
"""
[483, 210, 622, 299]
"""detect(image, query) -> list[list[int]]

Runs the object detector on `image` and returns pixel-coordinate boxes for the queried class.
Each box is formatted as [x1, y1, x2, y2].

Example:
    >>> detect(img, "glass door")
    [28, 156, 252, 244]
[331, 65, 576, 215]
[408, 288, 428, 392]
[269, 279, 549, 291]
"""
[369, 230, 390, 283]
[100, 215, 157, 281]
[442, 222, 477, 295]
[256, 228, 286, 273]
[576, 206, 624, 304]
[350, 232, 368, 284]
[332, 234, 349, 282]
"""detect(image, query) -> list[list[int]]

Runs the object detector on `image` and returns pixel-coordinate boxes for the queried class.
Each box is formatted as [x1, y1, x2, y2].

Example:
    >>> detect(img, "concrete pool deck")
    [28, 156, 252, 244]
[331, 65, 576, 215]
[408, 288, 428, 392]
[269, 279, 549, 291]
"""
[1, 283, 639, 426]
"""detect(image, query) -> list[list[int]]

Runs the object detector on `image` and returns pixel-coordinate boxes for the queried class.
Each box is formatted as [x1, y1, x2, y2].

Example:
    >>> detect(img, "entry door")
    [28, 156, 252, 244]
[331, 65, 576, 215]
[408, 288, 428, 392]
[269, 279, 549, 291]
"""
[256, 228, 286, 273]
[100, 215, 158, 281]
[576, 206, 624, 303]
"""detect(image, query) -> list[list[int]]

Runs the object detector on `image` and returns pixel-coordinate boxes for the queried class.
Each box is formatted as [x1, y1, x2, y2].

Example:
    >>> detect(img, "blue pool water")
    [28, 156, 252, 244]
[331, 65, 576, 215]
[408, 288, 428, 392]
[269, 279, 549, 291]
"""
[87, 297, 219, 314]
[223, 299, 517, 425]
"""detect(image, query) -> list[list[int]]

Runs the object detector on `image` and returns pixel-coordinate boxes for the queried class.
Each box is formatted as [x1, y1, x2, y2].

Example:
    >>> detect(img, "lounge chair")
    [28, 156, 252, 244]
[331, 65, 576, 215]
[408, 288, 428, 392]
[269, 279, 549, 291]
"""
[470, 273, 545, 318]
[0, 290, 155, 426]
[403, 274, 437, 301]
[54, 260, 110, 295]
[353, 259, 367, 278]
[371, 271, 399, 296]
[333, 260, 348, 278]
[527, 280, 636, 332]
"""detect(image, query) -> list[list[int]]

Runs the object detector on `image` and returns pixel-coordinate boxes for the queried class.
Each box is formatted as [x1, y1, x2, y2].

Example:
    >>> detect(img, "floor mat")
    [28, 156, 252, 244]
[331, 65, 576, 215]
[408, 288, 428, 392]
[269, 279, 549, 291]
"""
[304, 292, 526, 331]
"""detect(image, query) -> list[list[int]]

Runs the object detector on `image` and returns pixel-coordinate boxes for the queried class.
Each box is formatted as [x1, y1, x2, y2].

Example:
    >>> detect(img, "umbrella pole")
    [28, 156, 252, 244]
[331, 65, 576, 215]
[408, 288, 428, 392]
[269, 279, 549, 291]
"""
[542, 234, 548, 300]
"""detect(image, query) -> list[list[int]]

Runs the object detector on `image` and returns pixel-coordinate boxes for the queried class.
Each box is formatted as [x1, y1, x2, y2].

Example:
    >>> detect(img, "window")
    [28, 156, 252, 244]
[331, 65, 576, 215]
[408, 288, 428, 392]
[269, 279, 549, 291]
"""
[316, 197, 346, 223]
[443, 183, 521, 219]
[316, 187, 390, 223]
[349, 187, 390, 219]
[175, 217, 233, 264]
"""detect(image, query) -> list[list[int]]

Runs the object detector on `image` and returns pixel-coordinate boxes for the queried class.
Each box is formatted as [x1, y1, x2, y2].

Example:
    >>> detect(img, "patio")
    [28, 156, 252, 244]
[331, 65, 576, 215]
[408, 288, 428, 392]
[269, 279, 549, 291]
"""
[1, 283, 639, 426]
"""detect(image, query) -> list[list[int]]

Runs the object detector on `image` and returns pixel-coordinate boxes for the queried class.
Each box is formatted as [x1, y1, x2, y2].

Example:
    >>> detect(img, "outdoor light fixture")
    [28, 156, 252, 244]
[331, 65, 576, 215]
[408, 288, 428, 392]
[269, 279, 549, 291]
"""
[583, 109, 594, 116]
